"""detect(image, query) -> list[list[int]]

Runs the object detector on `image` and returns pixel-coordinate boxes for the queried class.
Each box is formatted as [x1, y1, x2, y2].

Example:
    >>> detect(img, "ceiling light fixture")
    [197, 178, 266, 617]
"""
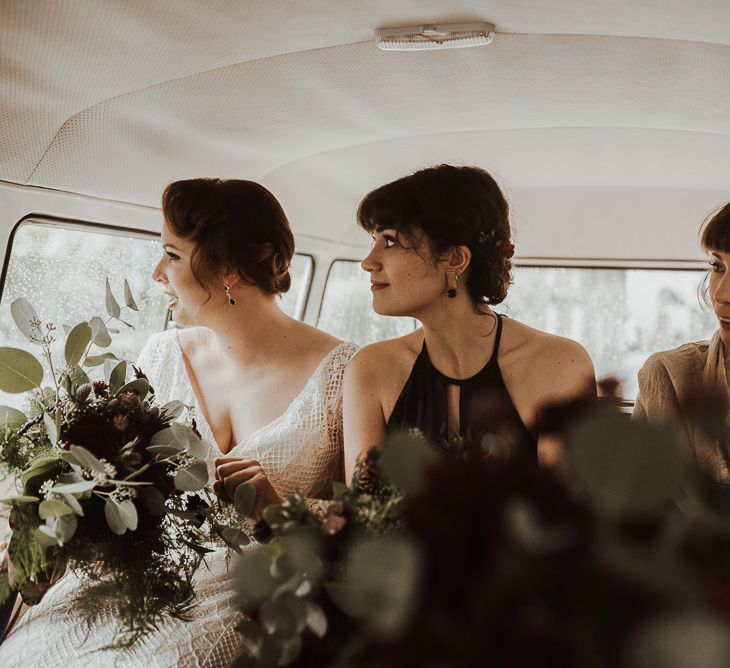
[375, 22, 495, 51]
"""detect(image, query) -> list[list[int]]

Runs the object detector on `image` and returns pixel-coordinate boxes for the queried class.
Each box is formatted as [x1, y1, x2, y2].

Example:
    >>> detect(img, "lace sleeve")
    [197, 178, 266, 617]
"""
[325, 342, 360, 457]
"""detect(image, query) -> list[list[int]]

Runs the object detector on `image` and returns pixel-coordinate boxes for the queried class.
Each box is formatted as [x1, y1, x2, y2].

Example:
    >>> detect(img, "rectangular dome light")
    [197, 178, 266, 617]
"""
[375, 22, 495, 51]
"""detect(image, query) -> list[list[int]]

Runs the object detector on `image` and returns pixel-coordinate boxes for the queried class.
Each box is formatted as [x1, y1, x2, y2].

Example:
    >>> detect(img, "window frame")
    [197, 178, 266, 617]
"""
[0, 214, 161, 303]
[1, 215, 316, 324]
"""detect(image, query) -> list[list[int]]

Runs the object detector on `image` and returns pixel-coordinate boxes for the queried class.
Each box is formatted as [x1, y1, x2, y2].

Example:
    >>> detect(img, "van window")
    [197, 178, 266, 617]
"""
[279, 253, 313, 320]
[317, 260, 416, 345]
[497, 265, 717, 401]
[0, 221, 312, 408]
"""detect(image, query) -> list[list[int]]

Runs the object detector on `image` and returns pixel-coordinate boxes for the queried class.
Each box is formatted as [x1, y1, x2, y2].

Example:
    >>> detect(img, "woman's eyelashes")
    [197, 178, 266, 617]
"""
[383, 234, 397, 248]
[709, 260, 724, 273]
[165, 251, 180, 262]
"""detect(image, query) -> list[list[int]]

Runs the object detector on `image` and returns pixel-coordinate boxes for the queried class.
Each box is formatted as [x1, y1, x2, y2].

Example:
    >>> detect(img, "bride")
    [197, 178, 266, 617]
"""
[0, 178, 358, 666]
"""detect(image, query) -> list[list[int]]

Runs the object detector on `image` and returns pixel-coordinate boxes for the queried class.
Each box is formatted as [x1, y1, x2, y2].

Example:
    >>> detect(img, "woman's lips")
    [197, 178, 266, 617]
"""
[165, 294, 179, 309]
[719, 315, 730, 329]
[371, 283, 389, 292]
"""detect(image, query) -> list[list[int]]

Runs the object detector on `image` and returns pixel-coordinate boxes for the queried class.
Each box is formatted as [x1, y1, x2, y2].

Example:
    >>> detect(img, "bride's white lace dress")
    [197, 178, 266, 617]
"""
[0, 329, 358, 668]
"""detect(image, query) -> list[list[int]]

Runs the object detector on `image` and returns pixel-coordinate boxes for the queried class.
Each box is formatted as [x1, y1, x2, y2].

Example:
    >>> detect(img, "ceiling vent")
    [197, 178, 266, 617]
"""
[375, 22, 495, 51]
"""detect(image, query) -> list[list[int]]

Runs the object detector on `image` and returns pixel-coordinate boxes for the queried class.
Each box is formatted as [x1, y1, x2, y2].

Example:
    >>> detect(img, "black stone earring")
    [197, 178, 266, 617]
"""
[447, 272, 458, 299]
[224, 284, 236, 306]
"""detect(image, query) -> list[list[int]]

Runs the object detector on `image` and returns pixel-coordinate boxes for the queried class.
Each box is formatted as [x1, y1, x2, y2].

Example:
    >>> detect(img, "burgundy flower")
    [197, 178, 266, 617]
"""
[92, 380, 109, 397]
[118, 390, 140, 411]
[112, 414, 130, 432]
[322, 501, 348, 536]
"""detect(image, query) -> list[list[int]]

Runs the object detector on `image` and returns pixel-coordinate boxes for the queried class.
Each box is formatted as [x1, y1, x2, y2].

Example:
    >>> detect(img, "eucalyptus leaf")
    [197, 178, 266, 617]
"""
[161, 400, 184, 419]
[173, 461, 208, 491]
[61, 492, 84, 516]
[117, 499, 138, 531]
[10, 298, 40, 342]
[147, 444, 182, 459]
[108, 360, 127, 394]
[304, 601, 328, 638]
[105, 277, 121, 318]
[64, 322, 92, 367]
[43, 411, 58, 446]
[568, 414, 692, 517]
[116, 378, 149, 401]
[150, 422, 203, 457]
[21, 456, 58, 490]
[0, 347, 44, 393]
[53, 513, 78, 544]
[34, 525, 60, 547]
[123, 279, 139, 311]
[50, 480, 96, 495]
[84, 352, 118, 367]
[220, 527, 251, 553]
[234, 482, 257, 517]
[325, 534, 422, 634]
[382, 431, 439, 493]
[59, 450, 80, 467]
[69, 445, 105, 474]
[39, 499, 74, 519]
[88, 316, 112, 348]
[104, 498, 127, 535]
[0, 495, 39, 505]
[0, 405, 26, 428]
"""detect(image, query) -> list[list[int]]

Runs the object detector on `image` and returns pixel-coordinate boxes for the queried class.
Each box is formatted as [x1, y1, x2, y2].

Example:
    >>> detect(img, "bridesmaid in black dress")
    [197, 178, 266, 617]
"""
[343, 164, 596, 477]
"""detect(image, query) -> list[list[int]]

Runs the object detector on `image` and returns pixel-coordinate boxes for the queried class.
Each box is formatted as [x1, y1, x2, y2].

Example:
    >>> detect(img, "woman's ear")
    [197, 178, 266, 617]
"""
[223, 271, 241, 288]
[445, 245, 472, 275]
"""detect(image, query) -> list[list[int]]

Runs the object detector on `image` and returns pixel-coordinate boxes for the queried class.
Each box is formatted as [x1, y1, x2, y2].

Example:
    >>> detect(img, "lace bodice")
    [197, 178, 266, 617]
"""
[137, 329, 358, 499]
[0, 330, 358, 667]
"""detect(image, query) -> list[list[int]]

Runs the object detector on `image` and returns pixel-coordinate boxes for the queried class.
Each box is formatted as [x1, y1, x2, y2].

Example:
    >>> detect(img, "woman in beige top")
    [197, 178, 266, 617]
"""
[634, 201, 730, 482]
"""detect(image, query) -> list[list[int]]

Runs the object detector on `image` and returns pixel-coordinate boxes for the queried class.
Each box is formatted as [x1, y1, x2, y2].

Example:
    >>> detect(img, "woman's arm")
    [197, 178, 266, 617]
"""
[535, 339, 597, 468]
[342, 348, 387, 483]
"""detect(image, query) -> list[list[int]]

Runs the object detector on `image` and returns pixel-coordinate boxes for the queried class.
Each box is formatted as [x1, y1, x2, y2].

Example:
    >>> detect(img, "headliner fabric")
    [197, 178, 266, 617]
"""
[1, 0, 730, 249]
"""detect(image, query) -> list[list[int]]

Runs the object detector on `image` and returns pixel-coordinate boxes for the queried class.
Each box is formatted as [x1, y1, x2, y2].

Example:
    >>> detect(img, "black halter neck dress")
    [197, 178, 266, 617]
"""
[386, 315, 537, 459]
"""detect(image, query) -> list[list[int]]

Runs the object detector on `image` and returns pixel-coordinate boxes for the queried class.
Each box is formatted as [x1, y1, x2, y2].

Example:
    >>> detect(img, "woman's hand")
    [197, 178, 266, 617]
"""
[213, 457, 283, 519]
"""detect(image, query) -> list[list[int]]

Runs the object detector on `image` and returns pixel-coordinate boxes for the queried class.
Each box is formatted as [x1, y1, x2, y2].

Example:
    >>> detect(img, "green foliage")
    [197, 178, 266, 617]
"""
[0, 347, 44, 392]
[0, 283, 234, 648]
[64, 322, 92, 367]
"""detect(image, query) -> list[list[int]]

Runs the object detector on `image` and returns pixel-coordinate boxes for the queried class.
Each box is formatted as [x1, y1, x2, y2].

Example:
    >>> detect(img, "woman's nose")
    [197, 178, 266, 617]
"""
[361, 249, 380, 273]
[152, 258, 166, 283]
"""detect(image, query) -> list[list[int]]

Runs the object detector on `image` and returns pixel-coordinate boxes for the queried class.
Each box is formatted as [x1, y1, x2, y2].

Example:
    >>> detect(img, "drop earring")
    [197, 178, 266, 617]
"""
[446, 272, 458, 299]
[224, 284, 236, 306]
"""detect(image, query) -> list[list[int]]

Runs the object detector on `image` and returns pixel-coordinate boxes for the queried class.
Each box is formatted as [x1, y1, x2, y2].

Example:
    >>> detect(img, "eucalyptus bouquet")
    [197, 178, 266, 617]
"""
[0, 281, 218, 647]
[230, 400, 730, 668]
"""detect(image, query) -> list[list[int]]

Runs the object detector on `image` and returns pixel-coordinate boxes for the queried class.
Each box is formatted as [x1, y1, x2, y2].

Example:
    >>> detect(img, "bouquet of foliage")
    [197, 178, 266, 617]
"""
[229, 391, 730, 668]
[0, 281, 222, 647]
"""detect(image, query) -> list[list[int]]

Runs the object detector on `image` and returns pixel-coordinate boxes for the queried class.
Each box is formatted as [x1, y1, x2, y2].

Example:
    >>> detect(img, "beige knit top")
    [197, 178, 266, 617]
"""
[633, 332, 730, 483]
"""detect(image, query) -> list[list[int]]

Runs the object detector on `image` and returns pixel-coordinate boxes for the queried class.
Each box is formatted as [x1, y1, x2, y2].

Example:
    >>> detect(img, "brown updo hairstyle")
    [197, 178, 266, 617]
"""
[161, 178, 294, 299]
[356, 164, 513, 310]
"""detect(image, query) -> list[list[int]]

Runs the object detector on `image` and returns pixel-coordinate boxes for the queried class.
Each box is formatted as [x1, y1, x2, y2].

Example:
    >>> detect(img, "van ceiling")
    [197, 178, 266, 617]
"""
[2, 1, 729, 258]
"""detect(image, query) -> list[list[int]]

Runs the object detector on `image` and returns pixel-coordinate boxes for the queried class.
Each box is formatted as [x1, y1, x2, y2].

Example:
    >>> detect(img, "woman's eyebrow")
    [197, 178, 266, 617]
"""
[163, 243, 183, 251]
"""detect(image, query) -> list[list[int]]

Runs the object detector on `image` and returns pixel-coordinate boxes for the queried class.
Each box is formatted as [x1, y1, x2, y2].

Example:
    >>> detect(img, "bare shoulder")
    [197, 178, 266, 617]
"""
[286, 318, 343, 359]
[346, 329, 422, 383]
[501, 317, 594, 385]
[176, 326, 212, 357]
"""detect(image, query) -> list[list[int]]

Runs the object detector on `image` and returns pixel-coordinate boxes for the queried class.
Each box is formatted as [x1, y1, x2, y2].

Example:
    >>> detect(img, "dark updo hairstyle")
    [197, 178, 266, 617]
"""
[699, 201, 730, 306]
[356, 164, 513, 310]
[162, 178, 294, 298]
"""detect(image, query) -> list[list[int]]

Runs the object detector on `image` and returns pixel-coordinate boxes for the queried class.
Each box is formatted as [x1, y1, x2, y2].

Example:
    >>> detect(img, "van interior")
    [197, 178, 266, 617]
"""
[1, 1, 729, 408]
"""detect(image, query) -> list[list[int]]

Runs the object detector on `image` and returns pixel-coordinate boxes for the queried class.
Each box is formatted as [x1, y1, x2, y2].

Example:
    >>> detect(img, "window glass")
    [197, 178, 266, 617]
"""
[317, 260, 416, 345]
[278, 254, 313, 320]
[0, 222, 169, 408]
[497, 266, 717, 400]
